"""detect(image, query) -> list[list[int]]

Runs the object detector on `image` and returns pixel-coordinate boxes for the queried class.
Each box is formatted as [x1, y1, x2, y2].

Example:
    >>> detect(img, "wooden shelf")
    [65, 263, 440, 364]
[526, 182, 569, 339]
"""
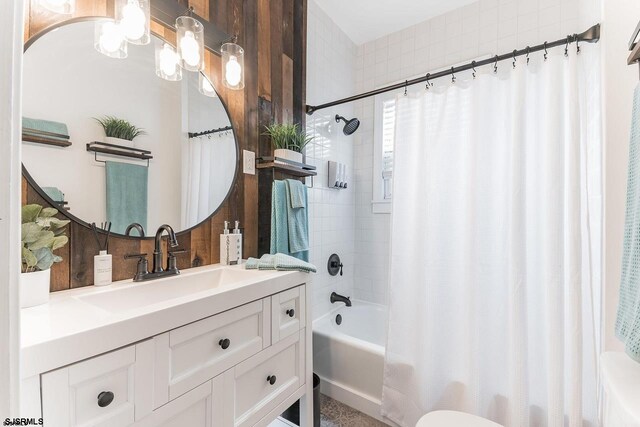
[256, 162, 318, 177]
[23, 134, 72, 147]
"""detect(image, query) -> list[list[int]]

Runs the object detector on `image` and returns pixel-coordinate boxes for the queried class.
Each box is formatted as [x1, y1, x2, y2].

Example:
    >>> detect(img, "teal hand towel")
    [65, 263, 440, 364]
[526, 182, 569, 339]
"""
[105, 161, 148, 235]
[42, 187, 64, 202]
[616, 83, 640, 362]
[270, 180, 309, 261]
[22, 117, 69, 139]
[286, 179, 306, 208]
[245, 253, 316, 273]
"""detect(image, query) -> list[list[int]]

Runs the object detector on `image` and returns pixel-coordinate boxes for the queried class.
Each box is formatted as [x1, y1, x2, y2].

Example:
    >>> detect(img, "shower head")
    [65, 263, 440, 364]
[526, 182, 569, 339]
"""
[335, 115, 360, 136]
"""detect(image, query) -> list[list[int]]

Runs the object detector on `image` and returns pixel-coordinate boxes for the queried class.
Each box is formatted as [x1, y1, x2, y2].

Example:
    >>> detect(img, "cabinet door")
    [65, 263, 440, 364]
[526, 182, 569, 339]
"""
[214, 330, 305, 427]
[134, 381, 213, 427]
[41, 341, 153, 427]
[271, 286, 305, 343]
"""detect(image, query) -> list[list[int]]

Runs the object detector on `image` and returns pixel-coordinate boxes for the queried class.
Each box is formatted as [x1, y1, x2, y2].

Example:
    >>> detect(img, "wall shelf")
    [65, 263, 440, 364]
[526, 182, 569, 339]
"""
[23, 134, 72, 147]
[256, 157, 317, 177]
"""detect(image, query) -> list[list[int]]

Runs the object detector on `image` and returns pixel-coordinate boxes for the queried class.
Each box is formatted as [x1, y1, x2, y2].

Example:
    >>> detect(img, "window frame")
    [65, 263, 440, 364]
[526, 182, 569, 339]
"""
[372, 91, 396, 214]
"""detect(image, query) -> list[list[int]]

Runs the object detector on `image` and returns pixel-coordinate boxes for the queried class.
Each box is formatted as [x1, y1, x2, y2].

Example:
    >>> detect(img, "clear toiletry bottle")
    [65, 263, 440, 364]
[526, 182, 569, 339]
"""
[94, 250, 112, 286]
[233, 220, 243, 264]
[220, 221, 236, 265]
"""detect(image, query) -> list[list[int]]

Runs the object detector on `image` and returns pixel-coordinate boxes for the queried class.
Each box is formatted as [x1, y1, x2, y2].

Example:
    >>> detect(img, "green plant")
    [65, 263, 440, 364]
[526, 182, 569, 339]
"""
[263, 123, 313, 153]
[94, 116, 146, 141]
[21, 204, 70, 273]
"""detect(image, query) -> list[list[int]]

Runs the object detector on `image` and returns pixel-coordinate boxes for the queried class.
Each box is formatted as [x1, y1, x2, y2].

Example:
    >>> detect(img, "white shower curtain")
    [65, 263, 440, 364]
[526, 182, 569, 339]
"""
[382, 48, 602, 427]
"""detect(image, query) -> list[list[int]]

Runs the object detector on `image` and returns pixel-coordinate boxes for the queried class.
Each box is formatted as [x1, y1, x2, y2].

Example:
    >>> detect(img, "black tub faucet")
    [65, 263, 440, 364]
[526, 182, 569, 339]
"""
[330, 292, 351, 307]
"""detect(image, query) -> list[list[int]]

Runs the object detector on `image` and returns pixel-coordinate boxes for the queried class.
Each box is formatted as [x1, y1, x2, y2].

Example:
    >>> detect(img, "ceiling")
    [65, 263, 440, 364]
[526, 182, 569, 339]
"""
[314, 0, 477, 45]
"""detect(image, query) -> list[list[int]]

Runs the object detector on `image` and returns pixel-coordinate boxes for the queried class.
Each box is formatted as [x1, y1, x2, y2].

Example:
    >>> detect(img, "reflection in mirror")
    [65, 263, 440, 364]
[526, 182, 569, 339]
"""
[22, 20, 237, 236]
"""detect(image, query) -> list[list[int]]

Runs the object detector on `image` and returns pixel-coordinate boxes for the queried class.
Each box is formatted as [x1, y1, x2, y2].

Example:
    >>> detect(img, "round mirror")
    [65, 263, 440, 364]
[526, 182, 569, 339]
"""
[22, 20, 238, 237]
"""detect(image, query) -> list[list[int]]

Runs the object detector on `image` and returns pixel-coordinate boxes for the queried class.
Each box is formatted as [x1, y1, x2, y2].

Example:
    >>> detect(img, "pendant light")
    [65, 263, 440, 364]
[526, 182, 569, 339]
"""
[221, 38, 244, 90]
[117, 0, 150, 45]
[94, 20, 127, 59]
[176, 13, 205, 72]
[39, 0, 75, 14]
[199, 73, 217, 97]
[155, 42, 182, 81]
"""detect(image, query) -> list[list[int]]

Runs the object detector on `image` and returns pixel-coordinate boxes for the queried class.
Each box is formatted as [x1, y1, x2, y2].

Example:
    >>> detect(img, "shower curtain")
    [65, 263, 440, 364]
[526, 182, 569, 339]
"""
[382, 48, 602, 427]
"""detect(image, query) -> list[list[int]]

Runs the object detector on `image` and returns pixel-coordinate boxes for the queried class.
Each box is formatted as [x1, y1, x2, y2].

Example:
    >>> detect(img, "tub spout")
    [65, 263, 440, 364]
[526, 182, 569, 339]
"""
[330, 292, 351, 307]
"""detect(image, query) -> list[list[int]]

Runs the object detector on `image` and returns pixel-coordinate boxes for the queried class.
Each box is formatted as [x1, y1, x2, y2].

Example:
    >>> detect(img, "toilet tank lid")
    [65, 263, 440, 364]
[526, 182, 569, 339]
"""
[601, 352, 640, 421]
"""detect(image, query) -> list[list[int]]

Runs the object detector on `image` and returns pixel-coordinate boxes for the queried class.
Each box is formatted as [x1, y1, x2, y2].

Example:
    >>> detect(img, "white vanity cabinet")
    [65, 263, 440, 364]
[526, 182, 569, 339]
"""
[24, 274, 313, 427]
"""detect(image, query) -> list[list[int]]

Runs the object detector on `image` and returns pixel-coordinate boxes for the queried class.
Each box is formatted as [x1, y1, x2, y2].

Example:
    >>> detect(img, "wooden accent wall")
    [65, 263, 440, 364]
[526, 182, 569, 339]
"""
[21, 0, 307, 291]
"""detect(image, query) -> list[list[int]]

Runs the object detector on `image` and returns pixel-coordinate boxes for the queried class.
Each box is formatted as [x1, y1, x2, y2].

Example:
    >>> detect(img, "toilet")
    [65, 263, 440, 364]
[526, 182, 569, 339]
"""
[416, 410, 503, 427]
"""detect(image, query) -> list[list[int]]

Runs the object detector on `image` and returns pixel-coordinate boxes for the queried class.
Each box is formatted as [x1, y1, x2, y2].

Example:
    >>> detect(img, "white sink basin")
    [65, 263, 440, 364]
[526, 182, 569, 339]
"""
[77, 267, 272, 313]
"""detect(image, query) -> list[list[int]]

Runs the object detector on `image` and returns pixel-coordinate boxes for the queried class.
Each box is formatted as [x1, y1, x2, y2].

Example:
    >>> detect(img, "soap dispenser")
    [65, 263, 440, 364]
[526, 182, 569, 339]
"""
[220, 221, 240, 265]
[233, 220, 243, 263]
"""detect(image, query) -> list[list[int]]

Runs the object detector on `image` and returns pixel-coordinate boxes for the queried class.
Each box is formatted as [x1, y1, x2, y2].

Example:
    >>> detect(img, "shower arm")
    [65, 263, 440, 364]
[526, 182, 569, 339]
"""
[305, 23, 601, 115]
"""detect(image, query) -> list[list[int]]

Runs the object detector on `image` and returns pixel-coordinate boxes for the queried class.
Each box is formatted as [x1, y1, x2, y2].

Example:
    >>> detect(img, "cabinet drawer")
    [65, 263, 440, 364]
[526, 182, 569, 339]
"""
[41, 341, 153, 427]
[271, 286, 305, 343]
[134, 381, 213, 427]
[217, 330, 305, 427]
[156, 299, 270, 403]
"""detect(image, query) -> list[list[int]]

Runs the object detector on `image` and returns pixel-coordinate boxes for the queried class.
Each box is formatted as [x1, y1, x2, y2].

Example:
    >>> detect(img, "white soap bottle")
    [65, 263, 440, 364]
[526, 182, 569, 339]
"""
[233, 220, 243, 263]
[94, 250, 112, 286]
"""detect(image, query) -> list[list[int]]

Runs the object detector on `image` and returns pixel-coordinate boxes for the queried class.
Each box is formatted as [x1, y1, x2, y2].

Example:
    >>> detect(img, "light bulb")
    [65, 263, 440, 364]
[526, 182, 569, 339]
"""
[121, 0, 146, 41]
[202, 78, 214, 93]
[99, 22, 124, 54]
[225, 56, 242, 87]
[180, 31, 200, 67]
[160, 44, 178, 76]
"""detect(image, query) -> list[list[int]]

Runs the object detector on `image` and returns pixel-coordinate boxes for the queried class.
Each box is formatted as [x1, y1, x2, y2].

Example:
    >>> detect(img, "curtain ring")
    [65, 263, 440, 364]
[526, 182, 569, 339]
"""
[512, 50, 517, 68]
[404, 80, 408, 96]
[543, 42, 548, 61]
[494, 55, 499, 74]
[451, 67, 456, 84]
[565, 36, 570, 57]
[576, 37, 581, 54]
[425, 73, 431, 90]
[526, 47, 530, 65]
[472, 61, 477, 79]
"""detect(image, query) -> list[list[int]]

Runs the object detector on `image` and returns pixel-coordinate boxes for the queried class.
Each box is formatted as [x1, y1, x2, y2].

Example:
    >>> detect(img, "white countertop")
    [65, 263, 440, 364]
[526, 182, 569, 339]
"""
[21, 263, 309, 378]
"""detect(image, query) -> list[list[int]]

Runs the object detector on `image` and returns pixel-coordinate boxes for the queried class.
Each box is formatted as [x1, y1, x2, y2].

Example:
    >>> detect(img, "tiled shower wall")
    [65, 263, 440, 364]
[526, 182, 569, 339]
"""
[305, 0, 357, 319]
[307, 0, 600, 308]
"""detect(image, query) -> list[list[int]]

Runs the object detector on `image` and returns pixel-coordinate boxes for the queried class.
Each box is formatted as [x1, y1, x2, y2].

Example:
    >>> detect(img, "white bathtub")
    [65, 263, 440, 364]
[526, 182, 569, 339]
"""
[313, 300, 388, 423]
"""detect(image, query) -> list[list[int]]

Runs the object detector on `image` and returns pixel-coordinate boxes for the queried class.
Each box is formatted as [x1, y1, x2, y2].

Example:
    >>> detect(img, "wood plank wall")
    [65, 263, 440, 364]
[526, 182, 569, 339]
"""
[21, 0, 307, 291]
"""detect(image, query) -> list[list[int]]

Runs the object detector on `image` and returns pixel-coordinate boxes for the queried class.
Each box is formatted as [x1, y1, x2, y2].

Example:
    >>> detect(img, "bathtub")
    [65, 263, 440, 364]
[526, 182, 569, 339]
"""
[313, 300, 388, 423]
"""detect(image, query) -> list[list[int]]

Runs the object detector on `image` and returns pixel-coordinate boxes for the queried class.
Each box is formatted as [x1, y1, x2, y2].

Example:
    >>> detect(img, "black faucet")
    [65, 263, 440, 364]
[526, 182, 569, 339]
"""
[125, 223, 146, 237]
[153, 224, 179, 273]
[330, 292, 352, 307]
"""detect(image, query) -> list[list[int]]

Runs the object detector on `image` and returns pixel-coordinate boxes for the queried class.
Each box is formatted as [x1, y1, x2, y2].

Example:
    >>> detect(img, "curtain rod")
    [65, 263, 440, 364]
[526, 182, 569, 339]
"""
[305, 23, 601, 115]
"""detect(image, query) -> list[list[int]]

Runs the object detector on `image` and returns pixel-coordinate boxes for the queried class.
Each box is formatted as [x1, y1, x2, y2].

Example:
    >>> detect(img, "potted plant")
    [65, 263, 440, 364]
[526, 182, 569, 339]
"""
[264, 123, 312, 164]
[21, 204, 70, 308]
[94, 115, 146, 147]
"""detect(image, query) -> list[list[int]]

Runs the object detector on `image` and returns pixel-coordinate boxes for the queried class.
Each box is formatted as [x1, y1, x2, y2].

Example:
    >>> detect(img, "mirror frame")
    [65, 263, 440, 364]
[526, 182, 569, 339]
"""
[22, 17, 240, 239]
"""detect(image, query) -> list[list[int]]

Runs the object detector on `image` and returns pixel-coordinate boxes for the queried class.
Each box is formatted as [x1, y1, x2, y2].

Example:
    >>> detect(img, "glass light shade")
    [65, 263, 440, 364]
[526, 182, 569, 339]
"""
[117, 0, 150, 45]
[176, 16, 205, 72]
[221, 42, 244, 90]
[39, 0, 75, 14]
[155, 43, 182, 81]
[199, 73, 217, 97]
[94, 21, 127, 59]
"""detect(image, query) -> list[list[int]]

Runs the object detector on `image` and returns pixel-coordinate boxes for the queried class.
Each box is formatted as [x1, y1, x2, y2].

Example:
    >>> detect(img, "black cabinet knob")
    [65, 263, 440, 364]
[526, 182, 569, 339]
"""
[97, 391, 114, 408]
[267, 375, 277, 385]
[219, 338, 231, 350]
[286, 308, 295, 318]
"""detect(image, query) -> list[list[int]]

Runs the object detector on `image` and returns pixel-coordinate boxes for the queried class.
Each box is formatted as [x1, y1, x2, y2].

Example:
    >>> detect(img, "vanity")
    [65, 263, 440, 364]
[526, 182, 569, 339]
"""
[20, 265, 314, 427]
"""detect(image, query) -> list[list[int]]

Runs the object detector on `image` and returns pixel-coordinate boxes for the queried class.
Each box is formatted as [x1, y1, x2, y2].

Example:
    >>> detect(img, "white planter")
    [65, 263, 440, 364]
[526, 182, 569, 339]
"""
[105, 136, 134, 148]
[274, 148, 303, 164]
[20, 269, 50, 308]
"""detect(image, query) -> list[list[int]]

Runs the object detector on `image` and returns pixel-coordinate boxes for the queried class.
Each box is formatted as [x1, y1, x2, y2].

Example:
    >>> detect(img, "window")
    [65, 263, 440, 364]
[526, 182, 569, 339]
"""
[372, 92, 396, 213]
